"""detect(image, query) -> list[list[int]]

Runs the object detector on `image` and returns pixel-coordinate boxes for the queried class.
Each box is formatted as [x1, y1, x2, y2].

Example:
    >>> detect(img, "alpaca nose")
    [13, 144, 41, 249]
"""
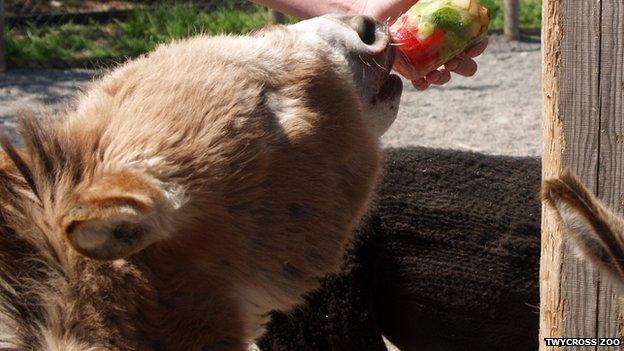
[288, 14, 391, 55]
[348, 15, 379, 45]
[340, 15, 390, 54]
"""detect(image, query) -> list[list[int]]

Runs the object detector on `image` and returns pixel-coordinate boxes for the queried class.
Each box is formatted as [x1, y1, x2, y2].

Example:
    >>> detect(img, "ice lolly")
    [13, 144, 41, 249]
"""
[390, 0, 490, 78]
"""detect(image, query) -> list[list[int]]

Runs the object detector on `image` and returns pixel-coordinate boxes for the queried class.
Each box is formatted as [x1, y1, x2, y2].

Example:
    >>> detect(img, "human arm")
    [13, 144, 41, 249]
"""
[252, 0, 415, 21]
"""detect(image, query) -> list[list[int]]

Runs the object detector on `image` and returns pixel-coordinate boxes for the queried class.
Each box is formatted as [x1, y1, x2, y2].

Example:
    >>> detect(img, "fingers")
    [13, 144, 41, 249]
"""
[412, 57, 476, 89]
[466, 37, 489, 58]
[445, 56, 478, 77]
[405, 36, 489, 90]
[425, 68, 452, 85]
[412, 78, 430, 91]
[443, 37, 487, 77]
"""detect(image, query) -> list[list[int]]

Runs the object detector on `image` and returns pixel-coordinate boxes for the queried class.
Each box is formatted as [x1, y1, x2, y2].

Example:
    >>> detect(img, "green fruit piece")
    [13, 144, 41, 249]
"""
[431, 7, 465, 32]
[439, 31, 465, 61]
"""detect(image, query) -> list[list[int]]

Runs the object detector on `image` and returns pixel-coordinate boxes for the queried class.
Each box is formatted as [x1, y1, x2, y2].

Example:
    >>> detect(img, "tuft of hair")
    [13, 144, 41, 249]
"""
[542, 170, 624, 292]
[0, 113, 83, 349]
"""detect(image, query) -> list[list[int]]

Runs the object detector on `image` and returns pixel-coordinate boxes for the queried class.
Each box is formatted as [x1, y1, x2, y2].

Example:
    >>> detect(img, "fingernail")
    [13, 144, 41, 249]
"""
[427, 71, 440, 83]
[412, 79, 429, 91]
[445, 60, 459, 71]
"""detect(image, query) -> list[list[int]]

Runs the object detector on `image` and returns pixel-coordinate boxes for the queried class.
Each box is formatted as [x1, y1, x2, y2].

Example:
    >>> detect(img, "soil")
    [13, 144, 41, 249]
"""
[381, 34, 542, 156]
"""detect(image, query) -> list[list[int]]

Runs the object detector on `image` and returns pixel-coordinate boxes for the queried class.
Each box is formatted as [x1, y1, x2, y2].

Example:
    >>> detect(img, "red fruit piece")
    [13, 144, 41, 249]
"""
[393, 26, 421, 51]
[421, 29, 444, 51]
[394, 26, 443, 68]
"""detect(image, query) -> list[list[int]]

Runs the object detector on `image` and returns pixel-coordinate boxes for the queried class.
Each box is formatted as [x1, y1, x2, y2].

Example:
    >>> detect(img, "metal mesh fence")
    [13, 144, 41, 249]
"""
[1, 0, 284, 69]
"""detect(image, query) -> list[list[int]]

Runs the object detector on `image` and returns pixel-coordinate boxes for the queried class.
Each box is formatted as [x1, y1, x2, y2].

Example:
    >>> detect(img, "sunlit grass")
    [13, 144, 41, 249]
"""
[7, 4, 296, 68]
[5, 1, 540, 68]
[479, 0, 542, 30]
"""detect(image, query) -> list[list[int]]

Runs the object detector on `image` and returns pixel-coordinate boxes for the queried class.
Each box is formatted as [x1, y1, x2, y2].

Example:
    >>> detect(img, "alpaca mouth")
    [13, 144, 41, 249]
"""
[373, 74, 403, 103]
[368, 44, 402, 105]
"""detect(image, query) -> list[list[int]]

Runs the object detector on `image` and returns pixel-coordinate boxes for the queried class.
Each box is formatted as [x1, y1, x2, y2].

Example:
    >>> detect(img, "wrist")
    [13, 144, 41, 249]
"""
[361, 0, 416, 23]
[348, 0, 369, 15]
[360, 0, 384, 19]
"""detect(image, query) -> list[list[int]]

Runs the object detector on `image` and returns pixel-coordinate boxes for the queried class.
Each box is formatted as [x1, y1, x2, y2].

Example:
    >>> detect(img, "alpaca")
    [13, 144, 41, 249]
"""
[543, 171, 624, 293]
[0, 15, 402, 350]
[258, 147, 541, 351]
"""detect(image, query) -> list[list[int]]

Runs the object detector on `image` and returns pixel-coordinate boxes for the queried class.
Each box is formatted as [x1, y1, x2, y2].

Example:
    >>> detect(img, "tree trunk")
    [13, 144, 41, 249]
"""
[504, 0, 520, 41]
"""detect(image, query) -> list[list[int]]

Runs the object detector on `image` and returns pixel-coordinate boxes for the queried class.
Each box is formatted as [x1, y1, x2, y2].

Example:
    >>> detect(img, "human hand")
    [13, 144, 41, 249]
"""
[361, 0, 488, 90]
[394, 38, 488, 90]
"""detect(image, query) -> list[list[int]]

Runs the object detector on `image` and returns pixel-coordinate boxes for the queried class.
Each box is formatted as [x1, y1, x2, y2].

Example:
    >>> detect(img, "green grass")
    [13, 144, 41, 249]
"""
[479, 0, 542, 30]
[6, 4, 296, 68]
[6, 1, 540, 68]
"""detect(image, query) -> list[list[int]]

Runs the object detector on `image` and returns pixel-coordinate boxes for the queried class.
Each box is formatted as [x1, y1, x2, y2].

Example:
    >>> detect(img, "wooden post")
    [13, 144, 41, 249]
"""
[541, 0, 624, 350]
[504, 0, 520, 41]
[267, 9, 285, 25]
[0, 0, 5, 73]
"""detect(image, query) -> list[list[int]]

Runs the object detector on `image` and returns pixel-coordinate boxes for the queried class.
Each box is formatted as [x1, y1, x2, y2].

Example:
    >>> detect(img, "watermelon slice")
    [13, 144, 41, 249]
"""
[390, 0, 490, 78]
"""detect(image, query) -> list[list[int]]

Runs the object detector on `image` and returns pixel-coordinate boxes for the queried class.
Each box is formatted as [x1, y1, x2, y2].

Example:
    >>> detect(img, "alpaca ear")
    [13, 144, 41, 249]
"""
[61, 171, 177, 261]
[542, 171, 624, 291]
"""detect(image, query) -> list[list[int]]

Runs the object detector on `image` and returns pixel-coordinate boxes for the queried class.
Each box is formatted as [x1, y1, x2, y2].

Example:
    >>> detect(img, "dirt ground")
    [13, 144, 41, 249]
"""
[382, 34, 542, 156]
[0, 34, 542, 156]
[0, 34, 541, 351]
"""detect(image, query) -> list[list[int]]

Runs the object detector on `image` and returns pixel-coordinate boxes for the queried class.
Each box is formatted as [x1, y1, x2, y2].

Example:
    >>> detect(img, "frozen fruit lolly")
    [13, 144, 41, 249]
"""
[390, 0, 490, 78]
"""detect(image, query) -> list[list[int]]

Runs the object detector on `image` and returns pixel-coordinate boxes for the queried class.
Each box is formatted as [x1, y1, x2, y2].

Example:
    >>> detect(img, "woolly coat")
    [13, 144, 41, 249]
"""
[258, 147, 541, 351]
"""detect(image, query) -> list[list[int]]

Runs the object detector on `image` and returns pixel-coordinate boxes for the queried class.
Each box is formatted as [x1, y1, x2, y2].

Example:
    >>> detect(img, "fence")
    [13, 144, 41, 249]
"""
[542, 0, 624, 349]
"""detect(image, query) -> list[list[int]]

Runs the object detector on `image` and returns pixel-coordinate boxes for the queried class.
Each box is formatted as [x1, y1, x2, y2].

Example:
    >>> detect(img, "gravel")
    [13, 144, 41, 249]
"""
[382, 34, 542, 156]
[0, 34, 542, 156]
[0, 34, 541, 351]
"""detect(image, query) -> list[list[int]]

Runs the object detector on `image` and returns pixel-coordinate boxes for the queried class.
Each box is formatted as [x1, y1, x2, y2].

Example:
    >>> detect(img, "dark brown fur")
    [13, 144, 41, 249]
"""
[543, 171, 624, 290]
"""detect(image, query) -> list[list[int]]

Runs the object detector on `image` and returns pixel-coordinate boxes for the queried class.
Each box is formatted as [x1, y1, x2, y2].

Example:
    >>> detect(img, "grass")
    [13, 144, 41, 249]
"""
[480, 0, 542, 30]
[6, 4, 297, 68]
[5, 1, 540, 69]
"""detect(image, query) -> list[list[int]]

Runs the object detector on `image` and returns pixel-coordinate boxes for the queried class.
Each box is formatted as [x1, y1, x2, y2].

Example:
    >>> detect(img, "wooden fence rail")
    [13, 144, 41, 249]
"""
[541, 0, 624, 349]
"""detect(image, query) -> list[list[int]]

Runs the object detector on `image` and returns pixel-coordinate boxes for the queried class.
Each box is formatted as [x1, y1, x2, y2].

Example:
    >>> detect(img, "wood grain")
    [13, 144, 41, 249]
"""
[559, 0, 602, 347]
[597, 0, 624, 348]
[540, 0, 618, 349]
[540, 0, 565, 346]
